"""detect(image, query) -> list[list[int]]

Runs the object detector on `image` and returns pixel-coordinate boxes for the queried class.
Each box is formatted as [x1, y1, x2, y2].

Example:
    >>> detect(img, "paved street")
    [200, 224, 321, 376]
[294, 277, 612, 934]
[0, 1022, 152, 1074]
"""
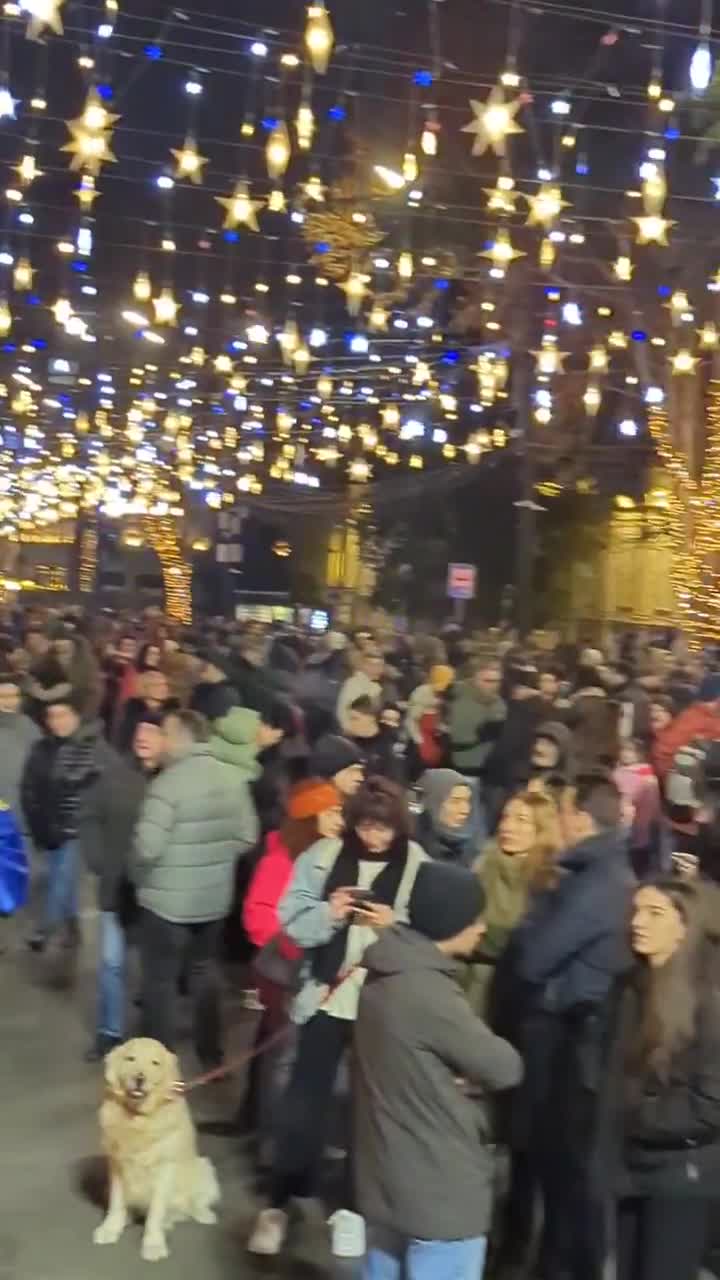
[0, 901, 339, 1280]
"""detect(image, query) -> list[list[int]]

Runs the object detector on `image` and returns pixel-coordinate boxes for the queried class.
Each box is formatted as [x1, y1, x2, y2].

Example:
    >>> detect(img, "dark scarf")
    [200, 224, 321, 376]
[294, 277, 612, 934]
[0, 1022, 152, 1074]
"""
[311, 830, 410, 985]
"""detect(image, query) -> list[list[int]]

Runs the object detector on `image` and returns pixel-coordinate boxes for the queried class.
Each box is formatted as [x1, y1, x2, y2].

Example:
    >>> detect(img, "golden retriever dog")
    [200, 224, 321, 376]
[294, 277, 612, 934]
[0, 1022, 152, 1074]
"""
[93, 1038, 220, 1262]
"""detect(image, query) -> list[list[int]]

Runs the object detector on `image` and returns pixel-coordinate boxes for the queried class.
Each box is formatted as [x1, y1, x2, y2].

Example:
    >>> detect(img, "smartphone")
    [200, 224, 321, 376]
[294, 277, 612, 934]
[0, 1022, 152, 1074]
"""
[350, 888, 378, 907]
[671, 852, 699, 879]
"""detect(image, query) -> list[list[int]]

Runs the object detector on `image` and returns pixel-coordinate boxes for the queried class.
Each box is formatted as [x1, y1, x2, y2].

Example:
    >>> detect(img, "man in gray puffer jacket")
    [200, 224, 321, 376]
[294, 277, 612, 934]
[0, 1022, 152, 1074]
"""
[355, 862, 522, 1280]
[134, 709, 258, 1066]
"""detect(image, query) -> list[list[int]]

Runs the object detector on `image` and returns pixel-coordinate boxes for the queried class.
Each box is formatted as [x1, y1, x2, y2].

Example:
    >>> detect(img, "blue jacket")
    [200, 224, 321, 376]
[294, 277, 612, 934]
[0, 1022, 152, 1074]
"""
[0, 803, 27, 915]
[514, 831, 634, 1012]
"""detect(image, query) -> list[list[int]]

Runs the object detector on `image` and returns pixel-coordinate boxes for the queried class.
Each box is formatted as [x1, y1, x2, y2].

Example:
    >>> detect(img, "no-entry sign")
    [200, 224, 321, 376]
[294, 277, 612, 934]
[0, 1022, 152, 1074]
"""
[447, 563, 476, 600]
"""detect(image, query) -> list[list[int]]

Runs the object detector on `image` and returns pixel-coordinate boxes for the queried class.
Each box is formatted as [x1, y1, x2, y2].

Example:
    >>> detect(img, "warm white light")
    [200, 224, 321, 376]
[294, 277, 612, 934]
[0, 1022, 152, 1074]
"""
[374, 165, 406, 191]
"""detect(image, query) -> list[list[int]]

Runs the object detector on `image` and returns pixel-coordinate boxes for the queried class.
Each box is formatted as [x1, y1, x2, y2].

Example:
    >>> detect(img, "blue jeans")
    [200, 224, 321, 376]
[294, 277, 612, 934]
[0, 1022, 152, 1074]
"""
[44, 840, 79, 933]
[364, 1229, 487, 1280]
[98, 911, 127, 1039]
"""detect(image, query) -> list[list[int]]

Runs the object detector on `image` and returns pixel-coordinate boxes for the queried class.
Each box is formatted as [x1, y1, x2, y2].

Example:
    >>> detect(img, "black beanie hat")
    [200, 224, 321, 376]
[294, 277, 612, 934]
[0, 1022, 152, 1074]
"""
[409, 862, 486, 942]
[310, 733, 363, 779]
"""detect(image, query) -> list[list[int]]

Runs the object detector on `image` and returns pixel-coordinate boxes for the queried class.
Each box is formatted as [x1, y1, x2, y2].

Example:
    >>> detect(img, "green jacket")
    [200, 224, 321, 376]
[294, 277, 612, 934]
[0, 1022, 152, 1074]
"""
[208, 708, 262, 782]
[449, 682, 506, 770]
[133, 743, 259, 923]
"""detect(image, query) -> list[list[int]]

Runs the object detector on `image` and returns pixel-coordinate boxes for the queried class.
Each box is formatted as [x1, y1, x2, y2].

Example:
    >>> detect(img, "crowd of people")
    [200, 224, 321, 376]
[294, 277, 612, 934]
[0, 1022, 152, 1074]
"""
[4, 607, 720, 1280]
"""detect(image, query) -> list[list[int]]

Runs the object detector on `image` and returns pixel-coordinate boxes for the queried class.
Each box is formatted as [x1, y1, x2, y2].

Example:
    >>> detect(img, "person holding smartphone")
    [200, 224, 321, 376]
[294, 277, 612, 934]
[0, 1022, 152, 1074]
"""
[248, 777, 428, 1258]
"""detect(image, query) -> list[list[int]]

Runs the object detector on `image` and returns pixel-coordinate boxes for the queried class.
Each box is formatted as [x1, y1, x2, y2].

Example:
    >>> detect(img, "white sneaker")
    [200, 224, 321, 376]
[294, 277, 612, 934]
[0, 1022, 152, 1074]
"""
[247, 1208, 288, 1256]
[329, 1209, 366, 1259]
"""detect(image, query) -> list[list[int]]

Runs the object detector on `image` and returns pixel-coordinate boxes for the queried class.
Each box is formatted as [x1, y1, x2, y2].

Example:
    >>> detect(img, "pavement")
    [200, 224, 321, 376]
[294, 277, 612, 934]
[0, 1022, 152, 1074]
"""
[0, 896, 344, 1280]
[3, 893, 717, 1280]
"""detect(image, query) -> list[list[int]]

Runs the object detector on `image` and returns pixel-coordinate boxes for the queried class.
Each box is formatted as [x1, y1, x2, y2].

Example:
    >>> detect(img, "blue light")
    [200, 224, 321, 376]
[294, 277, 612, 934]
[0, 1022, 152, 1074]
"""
[575, 159, 589, 175]
[664, 124, 680, 140]
[96, 83, 114, 100]
[211, 405, 225, 414]
[327, 104, 346, 121]
[434, 278, 450, 290]
[314, 241, 329, 254]
[31, 338, 47, 349]
[631, 329, 648, 342]
[261, 116, 279, 131]
[71, 260, 88, 272]
[144, 44, 163, 59]
[27, 294, 41, 306]
[2, 343, 16, 353]
[657, 284, 671, 298]
[223, 230, 239, 243]
[414, 70, 433, 87]
[442, 350, 460, 363]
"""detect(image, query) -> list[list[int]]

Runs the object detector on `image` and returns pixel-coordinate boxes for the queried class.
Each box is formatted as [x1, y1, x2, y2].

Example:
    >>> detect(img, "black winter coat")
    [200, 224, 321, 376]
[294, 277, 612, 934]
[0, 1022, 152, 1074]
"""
[610, 957, 720, 1198]
[21, 724, 113, 851]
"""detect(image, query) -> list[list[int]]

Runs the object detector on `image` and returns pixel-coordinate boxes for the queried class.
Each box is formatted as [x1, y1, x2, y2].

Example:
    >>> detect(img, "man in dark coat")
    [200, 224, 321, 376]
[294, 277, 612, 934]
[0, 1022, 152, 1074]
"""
[22, 699, 114, 951]
[510, 772, 634, 1280]
[80, 717, 163, 1060]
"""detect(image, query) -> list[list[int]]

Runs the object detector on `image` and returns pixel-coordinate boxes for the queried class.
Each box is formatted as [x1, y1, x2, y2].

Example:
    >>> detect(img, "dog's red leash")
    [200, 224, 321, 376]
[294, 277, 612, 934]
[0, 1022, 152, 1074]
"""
[176, 967, 360, 1096]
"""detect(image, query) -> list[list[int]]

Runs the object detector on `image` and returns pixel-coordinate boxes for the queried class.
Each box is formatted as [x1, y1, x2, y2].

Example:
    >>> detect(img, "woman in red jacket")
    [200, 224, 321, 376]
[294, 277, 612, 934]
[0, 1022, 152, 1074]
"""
[241, 778, 343, 1162]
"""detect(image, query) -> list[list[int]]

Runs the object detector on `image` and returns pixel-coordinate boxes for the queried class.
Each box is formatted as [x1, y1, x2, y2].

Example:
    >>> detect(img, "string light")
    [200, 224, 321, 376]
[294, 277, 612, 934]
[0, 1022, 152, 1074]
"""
[171, 136, 208, 184]
[266, 121, 291, 179]
[461, 85, 525, 156]
[305, 3, 334, 74]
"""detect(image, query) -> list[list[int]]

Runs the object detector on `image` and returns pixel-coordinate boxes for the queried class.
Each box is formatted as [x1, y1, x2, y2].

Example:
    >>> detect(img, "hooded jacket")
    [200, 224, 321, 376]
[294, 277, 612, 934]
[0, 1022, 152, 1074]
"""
[416, 768, 486, 865]
[208, 707, 262, 782]
[448, 681, 506, 772]
[354, 926, 522, 1240]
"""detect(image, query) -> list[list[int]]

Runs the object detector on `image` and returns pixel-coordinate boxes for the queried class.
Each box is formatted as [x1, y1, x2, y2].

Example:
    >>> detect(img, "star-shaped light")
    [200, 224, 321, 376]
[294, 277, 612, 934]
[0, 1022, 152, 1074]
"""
[51, 295, 72, 326]
[0, 298, 11, 336]
[15, 153, 42, 186]
[484, 176, 519, 214]
[61, 123, 116, 174]
[525, 183, 570, 228]
[480, 227, 525, 268]
[632, 214, 675, 245]
[532, 340, 568, 375]
[461, 86, 524, 157]
[699, 321, 719, 349]
[614, 254, 633, 281]
[74, 87, 119, 134]
[216, 181, 263, 230]
[22, 0, 64, 38]
[153, 288, 179, 326]
[671, 348, 697, 375]
[171, 136, 208, 185]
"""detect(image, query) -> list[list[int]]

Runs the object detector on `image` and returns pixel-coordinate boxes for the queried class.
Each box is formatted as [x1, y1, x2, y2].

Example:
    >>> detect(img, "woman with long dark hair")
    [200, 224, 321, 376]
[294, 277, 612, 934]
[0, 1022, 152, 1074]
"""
[614, 877, 720, 1280]
[247, 776, 427, 1257]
